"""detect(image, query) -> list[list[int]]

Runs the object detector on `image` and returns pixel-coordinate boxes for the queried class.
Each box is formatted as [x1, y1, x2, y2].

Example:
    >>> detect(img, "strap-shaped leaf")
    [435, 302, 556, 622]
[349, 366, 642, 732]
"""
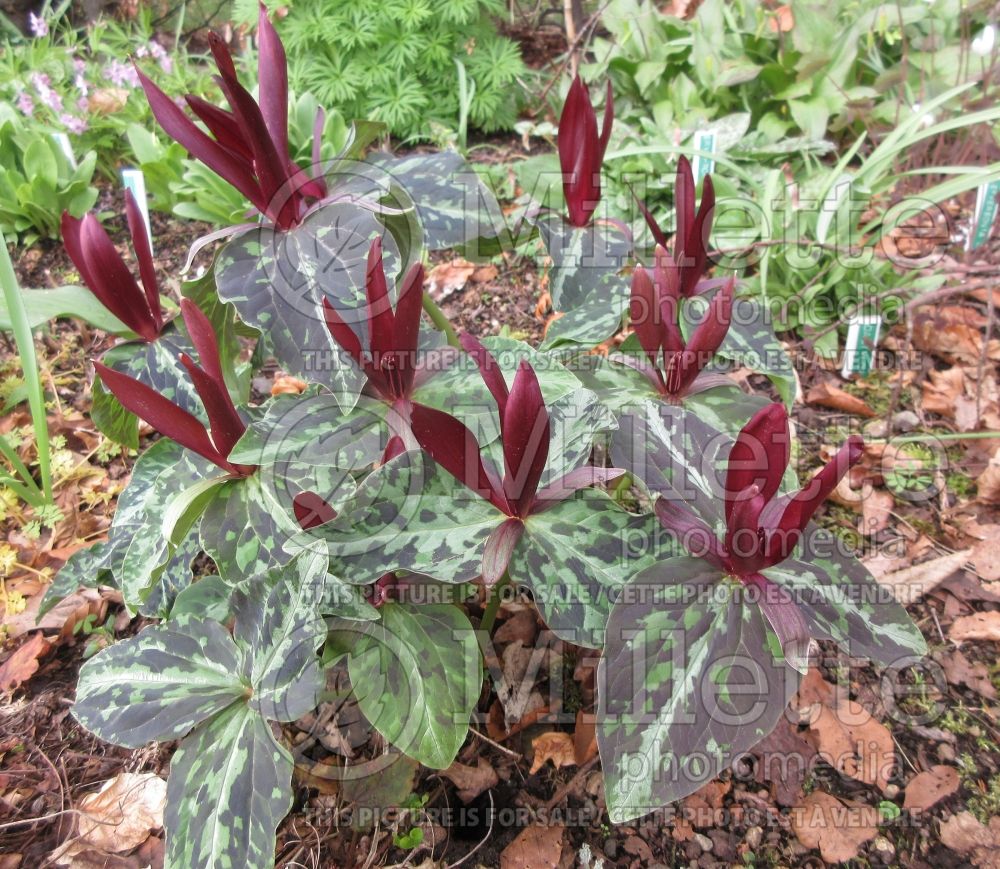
[164, 703, 293, 869]
[598, 556, 800, 822]
[348, 602, 480, 768]
[762, 531, 927, 666]
[74, 617, 248, 747]
[293, 452, 506, 585]
[512, 490, 667, 648]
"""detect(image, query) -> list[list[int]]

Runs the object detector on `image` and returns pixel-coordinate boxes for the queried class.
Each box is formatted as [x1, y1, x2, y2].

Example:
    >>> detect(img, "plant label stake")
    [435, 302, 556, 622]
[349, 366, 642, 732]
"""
[121, 169, 153, 252]
[840, 313, 881, 378]
[693, 130, 715, 182]
[51, 132, 76, 169]
[967, 178, 1000, 251]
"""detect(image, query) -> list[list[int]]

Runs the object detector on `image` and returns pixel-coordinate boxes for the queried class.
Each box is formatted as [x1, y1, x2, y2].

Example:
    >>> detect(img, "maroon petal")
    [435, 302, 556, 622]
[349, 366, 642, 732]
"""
[94, 361, 232, 471]
[124, 190, 162, 332]
[679, 174, 715, 297]
[381, 435, 406, 464]
[725, 403, 789, 524]
[460, 334, 509, 413]
[532, 466, 626, 512]
[62, 213, 142, 337]
[136, 66, 266, 212]
[745, 573, 811, 673]
[768, 435, 864, 559]
[293, 491, 337, 530]
[256, 5, 289, 161]
[79, 214, 158, 341]
[653, 498, 725, 569]
[558, 76, 600, 227]
[629, 266, 664, 374]
[673, 155, 695, 267]
[364, 238, 395, 362]
[677, 276, 733, 391]
[393, 262, 425, 396]
[184, 95, 254, 163]
[409, 403, 507, 513]
[653, 246, 684, 355]
[180, 299, 226, 388]
[632, 189, 669, 249]
[725, 485, 765, 568]
[501, 361, 550, 516]
[179, 353, 246, 459]
[321, 298, 363, 365]
[482, 517, 524, 586]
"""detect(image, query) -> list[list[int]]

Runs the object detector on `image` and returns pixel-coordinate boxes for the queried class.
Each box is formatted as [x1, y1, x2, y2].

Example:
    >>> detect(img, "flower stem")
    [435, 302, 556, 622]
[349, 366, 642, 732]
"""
[422, 294, 460, 348]
[480, 574, 510, 635]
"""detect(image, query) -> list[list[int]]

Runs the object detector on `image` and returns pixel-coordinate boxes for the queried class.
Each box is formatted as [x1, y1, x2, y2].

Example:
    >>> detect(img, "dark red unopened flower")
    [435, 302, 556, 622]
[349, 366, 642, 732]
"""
[136, 5, 325, 230]
[61, 191, 164, 342]
[94, 300, 255, 477]
[322, 238, 426, 408]
[408, 336, 622, 582]
[655, 403, 864, 578]
[635, 156, 715, 297]
[628, 252, 733, 399]
[558, 75, 613, 227]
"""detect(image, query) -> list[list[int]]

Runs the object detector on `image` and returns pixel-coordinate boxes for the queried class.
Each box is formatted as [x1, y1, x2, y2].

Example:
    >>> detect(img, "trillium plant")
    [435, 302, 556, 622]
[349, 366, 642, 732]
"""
[46, 9, 926, 867]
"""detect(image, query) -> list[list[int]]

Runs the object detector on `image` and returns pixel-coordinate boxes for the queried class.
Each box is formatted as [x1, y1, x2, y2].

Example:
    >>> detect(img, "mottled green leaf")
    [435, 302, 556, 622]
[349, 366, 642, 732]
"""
[540, 272, 629, 350]
[513, 490, 667, 648]
[598, 556, 800, 822]
[537, 218, 632, 311]
[348, 602, 480, 768]
[74, 617, 248, 747]
[164, 703, 292, 869]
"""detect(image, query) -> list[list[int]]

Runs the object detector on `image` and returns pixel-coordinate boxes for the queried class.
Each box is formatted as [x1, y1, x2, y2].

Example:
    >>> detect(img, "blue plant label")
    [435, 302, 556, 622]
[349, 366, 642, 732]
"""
[693, 131, 716, 182]
[121, 168, 153, 250]
[840, 313, 882, 378]
[968, 178, 1000, 251]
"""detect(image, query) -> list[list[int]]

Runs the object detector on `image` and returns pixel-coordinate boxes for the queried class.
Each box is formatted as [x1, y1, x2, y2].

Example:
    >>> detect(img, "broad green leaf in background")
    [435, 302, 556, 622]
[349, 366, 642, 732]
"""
[0, 285, 127, 332]
[348, 601, 481, 768]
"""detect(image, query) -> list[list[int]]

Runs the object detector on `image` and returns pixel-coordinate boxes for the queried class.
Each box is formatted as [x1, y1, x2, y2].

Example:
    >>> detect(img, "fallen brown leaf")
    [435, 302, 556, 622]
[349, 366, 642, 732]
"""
[913, 308, 985, 364]
[904, 765, 960, 812]
[500, 822, 565, 869]
[939, 811, 1000, 868]
[806, 381, 876, 417]
[425, 259, 476, 301]
[860, 489, 894, 535]
[529, 731, 576, 775]
[977, 454, 1000, 504]
[440, 757, 498, 803]
[790, 790, 879, 863]
[88, 88, 129, 115]
[971, 538, 1000, 581]
[271, 375, 308, 396]
[769, 4, 794, 31]
[471, 264, 499, 283]
[573, 710, 598, 765]
[50, 773, 166, 865]
[949, 611, 1000, 643]
[0, 633, 50, 693]
[939, 648, 998, 699]
[874, 549, 972, 605]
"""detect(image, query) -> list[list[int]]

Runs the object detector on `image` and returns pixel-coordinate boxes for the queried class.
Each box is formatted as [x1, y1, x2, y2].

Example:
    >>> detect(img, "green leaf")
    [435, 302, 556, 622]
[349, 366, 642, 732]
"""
[514, 490, 667, 648]
[364, 150, 505, 253]
[598, 556, 800, 822]
[297, 452, 505, 584]
[164, 703, 293, 869]
[762, 532, 927, 666]
[0, 285, 127, 332]
[348, 602, 480, 768]
[74, 617, 248, 747]
[539, 272, 630, 350]
[537, 219, 632, 312]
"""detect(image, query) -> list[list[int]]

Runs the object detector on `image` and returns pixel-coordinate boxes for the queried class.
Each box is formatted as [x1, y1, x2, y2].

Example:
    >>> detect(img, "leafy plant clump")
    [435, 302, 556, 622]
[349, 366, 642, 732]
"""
[247, 0, 527, 139]
[45, 8, 926, 867]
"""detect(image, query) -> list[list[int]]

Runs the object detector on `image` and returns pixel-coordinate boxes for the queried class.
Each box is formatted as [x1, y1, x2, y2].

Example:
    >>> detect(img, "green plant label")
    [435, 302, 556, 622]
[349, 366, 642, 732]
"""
[969, 179, 1000, 251]
[693, 131, 716, 181]
[840, 314, 882, 378]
